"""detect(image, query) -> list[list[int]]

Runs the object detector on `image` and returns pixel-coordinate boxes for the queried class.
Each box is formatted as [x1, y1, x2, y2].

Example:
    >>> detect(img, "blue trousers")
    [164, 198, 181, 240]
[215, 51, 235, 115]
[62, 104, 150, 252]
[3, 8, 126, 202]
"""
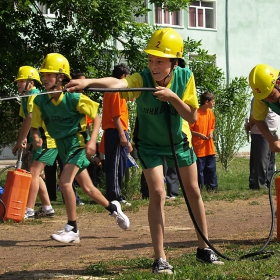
[196, 155, 218, 188]
[104, 129, 128, 201]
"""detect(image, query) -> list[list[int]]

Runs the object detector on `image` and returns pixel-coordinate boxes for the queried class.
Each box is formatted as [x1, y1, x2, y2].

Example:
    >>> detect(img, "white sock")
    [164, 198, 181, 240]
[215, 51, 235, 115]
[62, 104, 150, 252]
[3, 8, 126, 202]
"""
[26, 207, 34, 213]
[42, 205, 52, 211]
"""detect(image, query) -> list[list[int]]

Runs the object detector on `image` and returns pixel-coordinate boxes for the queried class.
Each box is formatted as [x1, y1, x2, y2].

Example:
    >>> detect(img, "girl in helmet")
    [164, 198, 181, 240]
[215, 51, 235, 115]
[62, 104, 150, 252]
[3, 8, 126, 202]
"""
[65, 28, 224, 273]
[13, 66, 56, 219]
[249, 64, 280, 152]
[31, 53, 130, 244]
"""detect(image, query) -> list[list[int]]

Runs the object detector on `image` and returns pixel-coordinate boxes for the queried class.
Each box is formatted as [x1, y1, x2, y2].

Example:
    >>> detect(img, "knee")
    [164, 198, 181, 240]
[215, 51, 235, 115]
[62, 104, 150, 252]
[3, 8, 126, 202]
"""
[149, 188, 166, 204]
[185, 185, 201, 200]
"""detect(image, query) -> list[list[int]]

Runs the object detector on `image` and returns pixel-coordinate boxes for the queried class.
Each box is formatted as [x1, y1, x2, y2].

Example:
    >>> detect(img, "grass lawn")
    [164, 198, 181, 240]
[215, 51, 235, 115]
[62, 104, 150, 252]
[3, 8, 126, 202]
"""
[72, 155, 280, 279]
[1, 155, 280, 279]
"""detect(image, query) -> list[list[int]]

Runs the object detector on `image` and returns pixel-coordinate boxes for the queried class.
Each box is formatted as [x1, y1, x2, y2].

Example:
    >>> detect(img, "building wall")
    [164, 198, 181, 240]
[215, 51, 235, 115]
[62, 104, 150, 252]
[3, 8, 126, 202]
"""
[148, 1, 280, 153]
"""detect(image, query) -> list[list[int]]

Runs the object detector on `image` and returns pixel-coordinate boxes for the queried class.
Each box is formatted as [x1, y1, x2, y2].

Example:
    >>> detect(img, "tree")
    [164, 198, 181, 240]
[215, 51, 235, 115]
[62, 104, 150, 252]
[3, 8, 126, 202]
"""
[214, 78, 250, 171]
[0, 0, 192, 151]
[0, 0, 250, 170]
[186, 39, 250, 170]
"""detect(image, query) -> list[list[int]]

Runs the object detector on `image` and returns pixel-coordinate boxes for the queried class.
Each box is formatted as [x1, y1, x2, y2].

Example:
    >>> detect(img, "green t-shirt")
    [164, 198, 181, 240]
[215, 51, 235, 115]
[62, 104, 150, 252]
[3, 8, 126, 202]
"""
[32, 92, 99, 140]
[123, 67, 198, 155]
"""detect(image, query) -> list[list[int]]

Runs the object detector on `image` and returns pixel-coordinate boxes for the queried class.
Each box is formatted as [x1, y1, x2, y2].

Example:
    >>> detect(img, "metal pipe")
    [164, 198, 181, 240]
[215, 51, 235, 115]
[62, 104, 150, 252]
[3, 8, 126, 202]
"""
[0, 88, 157, 102]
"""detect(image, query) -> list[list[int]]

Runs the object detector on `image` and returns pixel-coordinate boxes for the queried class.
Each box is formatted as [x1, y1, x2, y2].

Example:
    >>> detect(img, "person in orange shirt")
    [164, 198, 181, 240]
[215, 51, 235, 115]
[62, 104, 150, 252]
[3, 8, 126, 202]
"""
[190, 91, 218, 192]
[99, 64, 132, 206]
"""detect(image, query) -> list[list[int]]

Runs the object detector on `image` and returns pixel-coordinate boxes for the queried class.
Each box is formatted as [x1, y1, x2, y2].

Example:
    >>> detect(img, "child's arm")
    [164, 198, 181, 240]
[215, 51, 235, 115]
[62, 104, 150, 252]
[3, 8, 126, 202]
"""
[31, 127, 43, 149]
[65, 77, 127, 92]
[153, 86, 197, 124]
[12, 112, 32, 155]
[191, 130, 209, 140]
[85, 114, 101, 159]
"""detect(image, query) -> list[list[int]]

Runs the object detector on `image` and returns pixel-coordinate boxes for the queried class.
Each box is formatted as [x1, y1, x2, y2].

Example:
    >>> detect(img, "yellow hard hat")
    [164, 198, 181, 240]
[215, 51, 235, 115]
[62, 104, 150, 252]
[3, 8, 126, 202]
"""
[144, 28, 183, 58]
[40, 53, 71, 79]
[14, 66, 42, 84]
[249, 64, 280, 100]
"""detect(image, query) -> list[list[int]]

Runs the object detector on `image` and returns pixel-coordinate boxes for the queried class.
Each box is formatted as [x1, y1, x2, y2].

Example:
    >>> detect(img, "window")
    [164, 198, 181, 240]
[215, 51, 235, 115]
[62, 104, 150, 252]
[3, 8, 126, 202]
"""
[188, 1, 216, 29]
[188, 53, 217, 69]
[36, 3, 55, 18]
[154, 5, 182, 26]
[133, 14, 148, 24]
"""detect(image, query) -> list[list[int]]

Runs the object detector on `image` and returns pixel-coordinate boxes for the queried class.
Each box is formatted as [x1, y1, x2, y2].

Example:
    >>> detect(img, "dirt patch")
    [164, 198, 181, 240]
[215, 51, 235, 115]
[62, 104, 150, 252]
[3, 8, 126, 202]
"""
[0, 195, 276, 279]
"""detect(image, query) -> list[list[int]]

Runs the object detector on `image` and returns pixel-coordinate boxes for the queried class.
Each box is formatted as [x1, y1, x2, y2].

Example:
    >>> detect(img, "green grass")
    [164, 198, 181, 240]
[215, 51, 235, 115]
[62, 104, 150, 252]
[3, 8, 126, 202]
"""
[51, 155, 280, 279]
[2, 155, 280, 279]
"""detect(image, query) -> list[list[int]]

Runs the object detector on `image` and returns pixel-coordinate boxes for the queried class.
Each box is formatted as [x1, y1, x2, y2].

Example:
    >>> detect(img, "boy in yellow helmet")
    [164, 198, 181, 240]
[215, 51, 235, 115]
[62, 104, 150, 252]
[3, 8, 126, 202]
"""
[65, 28, 224, 273]
[31, 53, 130, 244]
[249, 64, 280, 152]
[13, 66, 56, 219]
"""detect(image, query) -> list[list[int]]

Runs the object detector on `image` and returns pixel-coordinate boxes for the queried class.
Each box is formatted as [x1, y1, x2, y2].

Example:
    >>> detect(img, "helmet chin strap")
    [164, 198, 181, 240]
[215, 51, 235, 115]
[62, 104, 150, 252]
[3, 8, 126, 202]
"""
[22, 77, 32, 94]
[162, 59, 177, 87]
[46, 74, 63, 104]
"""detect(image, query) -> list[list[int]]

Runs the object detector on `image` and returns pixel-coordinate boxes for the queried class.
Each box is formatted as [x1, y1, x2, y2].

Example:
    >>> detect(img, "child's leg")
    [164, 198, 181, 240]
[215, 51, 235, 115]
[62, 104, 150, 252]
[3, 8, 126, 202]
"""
[58, 163, 78, 221]
[179, 163, 208, 248]
[143, 165, 166, 260]
[75, 168, 109, 207]
[38, 176, 52, 206]
[27, 160, 45, 210]
[75, 168, 130, 230]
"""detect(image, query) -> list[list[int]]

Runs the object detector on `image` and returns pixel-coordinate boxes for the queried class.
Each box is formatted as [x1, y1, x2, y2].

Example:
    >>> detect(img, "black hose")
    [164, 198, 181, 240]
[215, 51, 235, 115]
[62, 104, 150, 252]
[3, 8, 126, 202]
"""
[163, 102, 275, 261]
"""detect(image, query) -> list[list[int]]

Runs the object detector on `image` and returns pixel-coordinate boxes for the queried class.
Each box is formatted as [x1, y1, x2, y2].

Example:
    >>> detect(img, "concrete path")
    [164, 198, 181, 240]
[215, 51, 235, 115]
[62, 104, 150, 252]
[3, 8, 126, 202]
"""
[0, 160, 17, 169]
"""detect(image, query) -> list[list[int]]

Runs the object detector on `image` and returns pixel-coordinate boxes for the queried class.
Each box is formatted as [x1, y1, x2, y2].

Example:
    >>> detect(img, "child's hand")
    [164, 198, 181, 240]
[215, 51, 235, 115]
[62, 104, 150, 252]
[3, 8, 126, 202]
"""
[33, 137, 43, 149]
[128, 142, 133, 153]
[85, 141, 97, 159]
[153, 87, 175, 102]
[65, 79, 88, 92]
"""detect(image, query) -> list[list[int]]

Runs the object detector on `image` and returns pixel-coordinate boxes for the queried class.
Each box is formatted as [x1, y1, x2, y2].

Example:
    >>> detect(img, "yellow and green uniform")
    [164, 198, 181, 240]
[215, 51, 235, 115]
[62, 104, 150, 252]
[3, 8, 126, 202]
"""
[120, 67, 199, 169]
[32, 92, 99, 171]
[20, 88, 57, 165]
[253, 98, 280, 120]
[19, 87, 39, 144]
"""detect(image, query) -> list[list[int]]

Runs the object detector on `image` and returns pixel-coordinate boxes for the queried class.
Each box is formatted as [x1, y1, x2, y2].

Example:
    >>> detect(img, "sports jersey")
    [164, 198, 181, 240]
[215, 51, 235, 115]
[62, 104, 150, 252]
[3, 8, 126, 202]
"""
[99, 92, 129, 154]
[252, 98, 280, 120]
[19, 87, 39, 119]
[120, 67, 199, 155]
[32, 92, 99, 142]
[101, 92, 129, 131]
[190, 108, 216, 157]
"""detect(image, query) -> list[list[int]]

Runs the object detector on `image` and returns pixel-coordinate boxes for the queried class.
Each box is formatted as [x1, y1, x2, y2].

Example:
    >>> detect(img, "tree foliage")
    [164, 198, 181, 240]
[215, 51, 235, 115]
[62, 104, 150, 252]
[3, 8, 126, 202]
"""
[0, 0, 191, 150]
[214, 78, 250, 171]
[186, 40, 250, 170]
[0, 0, 250, 169]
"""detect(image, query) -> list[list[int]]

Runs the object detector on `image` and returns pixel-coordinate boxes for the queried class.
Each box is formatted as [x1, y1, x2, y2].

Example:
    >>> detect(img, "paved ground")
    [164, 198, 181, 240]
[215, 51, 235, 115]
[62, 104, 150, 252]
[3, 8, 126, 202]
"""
[0, 160, 17, 169]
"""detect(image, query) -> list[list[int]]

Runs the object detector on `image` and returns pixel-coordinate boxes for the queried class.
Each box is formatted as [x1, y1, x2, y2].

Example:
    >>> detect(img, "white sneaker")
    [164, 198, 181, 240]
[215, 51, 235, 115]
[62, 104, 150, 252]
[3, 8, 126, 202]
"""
[110, 200, 130, 230]
[120, 199, 132, 207]
[24, 210, 35, 219]
[51, 224, 80, 244]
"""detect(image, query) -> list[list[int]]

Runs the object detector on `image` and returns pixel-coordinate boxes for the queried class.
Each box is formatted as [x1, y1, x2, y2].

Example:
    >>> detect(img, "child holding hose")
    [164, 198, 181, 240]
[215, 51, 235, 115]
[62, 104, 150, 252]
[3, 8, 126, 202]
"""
[65, 28, 224, 273]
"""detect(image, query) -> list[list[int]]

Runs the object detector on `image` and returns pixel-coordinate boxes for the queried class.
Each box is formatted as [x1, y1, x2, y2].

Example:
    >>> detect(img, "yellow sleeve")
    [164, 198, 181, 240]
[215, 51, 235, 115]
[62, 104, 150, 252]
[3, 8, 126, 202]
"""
[31, 103, 43, 129]
[120, 73, 143, 100]
[27, 95, 36, 114]
[252, 98, 269, 121]
[76, 94, 100, 119]
[182, 74, 199, 109]
[182, 120, 193, 147]
[19, 104, 25, 119]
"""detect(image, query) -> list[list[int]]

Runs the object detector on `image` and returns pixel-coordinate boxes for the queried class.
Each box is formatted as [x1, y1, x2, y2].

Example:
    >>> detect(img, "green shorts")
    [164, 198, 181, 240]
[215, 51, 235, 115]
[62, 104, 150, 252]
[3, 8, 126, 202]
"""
[55, 135, 90, 173]
[31, 148, 58, 166]
[139, 147, 197, 169]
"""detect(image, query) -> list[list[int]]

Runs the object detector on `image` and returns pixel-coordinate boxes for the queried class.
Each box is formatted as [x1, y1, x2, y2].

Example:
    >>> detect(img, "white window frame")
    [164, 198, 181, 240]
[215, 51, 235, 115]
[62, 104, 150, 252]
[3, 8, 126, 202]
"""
[36, 3, 56, 18]
[154, 5, 183, 27]
[188, 1, 216, 30]
[188, 53, 217, 66]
